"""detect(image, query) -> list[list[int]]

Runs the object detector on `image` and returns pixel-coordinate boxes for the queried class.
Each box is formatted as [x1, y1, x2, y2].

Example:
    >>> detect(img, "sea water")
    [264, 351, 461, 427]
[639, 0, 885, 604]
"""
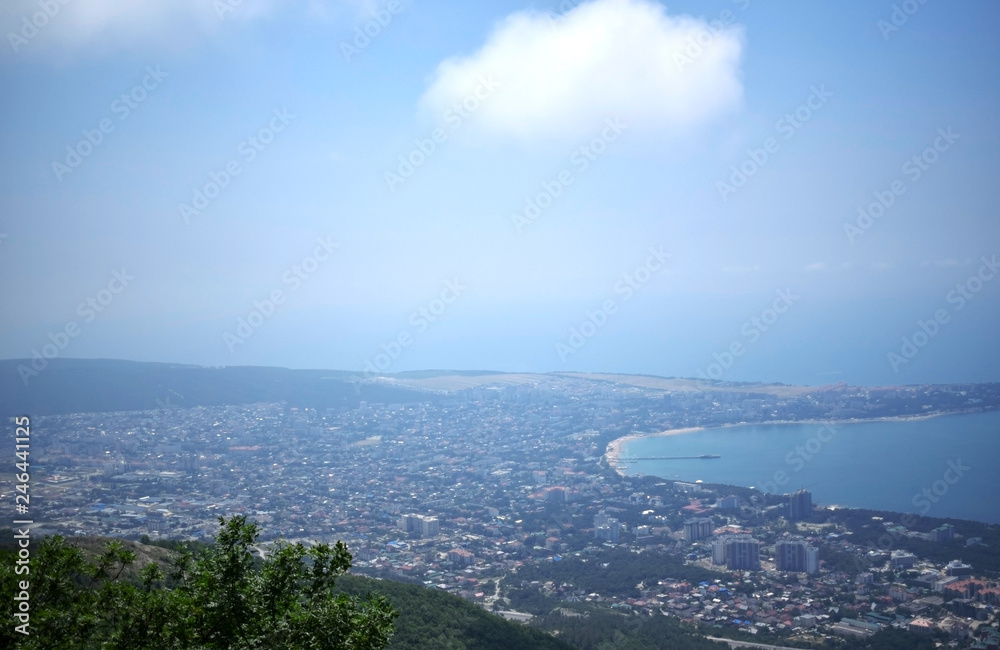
[618, 410, 1000, 524]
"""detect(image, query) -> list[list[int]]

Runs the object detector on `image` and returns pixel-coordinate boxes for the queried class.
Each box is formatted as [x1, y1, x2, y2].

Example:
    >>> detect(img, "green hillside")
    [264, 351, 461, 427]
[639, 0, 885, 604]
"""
[335, 574, 572, 650]
[0, 528, 570, 650]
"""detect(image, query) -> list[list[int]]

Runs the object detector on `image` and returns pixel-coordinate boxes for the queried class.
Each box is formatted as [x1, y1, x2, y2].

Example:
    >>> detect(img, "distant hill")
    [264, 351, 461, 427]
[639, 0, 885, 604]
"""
[0, 358, 439, 418]
[1, 357, 834, 419]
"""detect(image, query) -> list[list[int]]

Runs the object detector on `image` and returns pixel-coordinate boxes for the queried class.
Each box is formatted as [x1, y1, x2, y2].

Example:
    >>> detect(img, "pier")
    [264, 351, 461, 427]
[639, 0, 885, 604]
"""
[617, 454, 721, 460]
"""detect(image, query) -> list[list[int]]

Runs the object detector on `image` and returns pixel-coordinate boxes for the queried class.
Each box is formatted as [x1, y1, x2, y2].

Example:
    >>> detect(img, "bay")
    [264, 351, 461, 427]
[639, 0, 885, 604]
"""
[618, 410, 1000, 524]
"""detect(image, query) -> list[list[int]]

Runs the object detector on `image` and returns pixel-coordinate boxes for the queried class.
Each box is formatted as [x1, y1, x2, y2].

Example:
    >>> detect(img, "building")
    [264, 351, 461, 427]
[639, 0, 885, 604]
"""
[673, 481, 705, 494]
[724, 535, 761, 570]
[594, 511, 621, 542]
[775, 538, 819, 574]
[398, 514, 418, 534]
[398, 513, 439, 538]
[717, 494, 740, 510]
[774, 539, 819, 574]
[712, 537, 728, 565]
[944, 560, 973, 577]
[544, 486, 568, 503]
[595, 518, 620, 543]
[934, 576, 961, 592]
[774, 539, 801, 571]
[889, 583, 911, 602]
[794, 614, 817, 628]
[942, 578, 1000, 603]
[890, 550, 917, 570]
[683, 517, 714, 542]
[831, 618, 880, 638]
[806, 545, 819, 574]
[787, 489, 812, 521]
[931, 524, 954, 542]
[419, 516, 439, 538]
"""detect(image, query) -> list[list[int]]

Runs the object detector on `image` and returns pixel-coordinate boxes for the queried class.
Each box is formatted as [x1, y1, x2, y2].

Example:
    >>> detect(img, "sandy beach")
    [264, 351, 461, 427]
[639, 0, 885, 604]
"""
[605, 426, 705, 470]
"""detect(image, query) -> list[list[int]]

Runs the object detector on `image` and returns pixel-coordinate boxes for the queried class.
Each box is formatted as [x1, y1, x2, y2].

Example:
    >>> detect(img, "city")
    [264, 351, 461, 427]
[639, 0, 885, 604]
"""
[15, 372, 1000, 648]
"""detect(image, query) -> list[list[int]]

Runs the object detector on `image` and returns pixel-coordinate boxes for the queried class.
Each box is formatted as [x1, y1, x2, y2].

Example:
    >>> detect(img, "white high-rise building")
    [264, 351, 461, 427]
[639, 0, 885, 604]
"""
[806, 545, 819, 575]
[712, 537, 728, 565]
[398, 514, 439, 538]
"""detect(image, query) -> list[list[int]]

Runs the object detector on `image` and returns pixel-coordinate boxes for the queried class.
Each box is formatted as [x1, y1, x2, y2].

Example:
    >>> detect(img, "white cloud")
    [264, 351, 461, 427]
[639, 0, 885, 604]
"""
[1, 0, 273, 58]
[1, 0, 366, 59]
[418, 0, 744, 143]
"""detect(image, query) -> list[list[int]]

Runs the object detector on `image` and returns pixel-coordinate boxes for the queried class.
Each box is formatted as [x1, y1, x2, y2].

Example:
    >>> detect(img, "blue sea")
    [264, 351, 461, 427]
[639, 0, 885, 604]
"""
[618, 410, 1000, 524]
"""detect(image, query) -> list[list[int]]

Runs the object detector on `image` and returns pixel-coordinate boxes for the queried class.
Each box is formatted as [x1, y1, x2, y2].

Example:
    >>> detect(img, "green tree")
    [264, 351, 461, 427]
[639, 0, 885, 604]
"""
[1, 516, 396, 649]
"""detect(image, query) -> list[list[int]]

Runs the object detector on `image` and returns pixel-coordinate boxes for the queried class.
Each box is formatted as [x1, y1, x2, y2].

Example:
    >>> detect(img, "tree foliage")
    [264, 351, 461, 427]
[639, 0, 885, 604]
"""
[532, 609, 729, 650]
[512, 548, 715, 603]
[1, 516, 396, 649]
[839, 627, 942, 650]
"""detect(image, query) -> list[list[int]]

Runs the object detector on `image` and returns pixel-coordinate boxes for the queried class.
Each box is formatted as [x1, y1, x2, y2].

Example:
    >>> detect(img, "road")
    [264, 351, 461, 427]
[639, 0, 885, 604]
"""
[705, 637, 803, 650]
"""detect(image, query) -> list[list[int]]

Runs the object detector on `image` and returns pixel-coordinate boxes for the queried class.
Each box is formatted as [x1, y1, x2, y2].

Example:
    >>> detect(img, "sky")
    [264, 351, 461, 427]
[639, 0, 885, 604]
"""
[1, 0, 998, 386]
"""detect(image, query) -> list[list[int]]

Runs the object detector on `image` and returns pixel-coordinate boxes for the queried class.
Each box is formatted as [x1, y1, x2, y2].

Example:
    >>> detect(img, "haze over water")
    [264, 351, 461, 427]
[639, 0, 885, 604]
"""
[619, 410, 1000, 524]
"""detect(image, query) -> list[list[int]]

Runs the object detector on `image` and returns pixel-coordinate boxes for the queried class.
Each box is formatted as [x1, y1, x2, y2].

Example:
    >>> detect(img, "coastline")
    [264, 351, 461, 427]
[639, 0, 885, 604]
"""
[603, 408, 988, 477]
[605, 426, 705, 470]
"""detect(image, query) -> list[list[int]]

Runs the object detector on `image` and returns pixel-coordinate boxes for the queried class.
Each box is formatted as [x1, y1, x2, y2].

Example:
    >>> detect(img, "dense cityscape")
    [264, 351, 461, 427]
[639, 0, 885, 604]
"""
[4, 0, 998, 647]
[14, 373, 1000, 648]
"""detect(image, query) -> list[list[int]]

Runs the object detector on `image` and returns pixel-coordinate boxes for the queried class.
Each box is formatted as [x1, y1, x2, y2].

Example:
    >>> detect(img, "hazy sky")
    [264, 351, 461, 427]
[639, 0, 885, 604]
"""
[1, 0, 998, 386]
